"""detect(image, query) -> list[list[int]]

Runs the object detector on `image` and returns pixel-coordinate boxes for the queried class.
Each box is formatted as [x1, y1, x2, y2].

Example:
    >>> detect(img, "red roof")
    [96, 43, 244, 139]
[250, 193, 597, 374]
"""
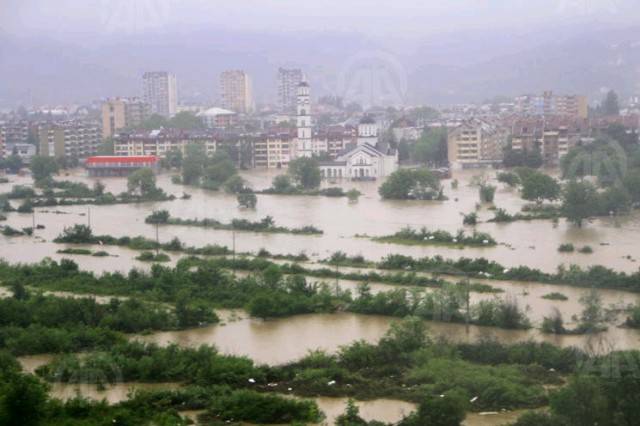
[85, 156, 158, 165]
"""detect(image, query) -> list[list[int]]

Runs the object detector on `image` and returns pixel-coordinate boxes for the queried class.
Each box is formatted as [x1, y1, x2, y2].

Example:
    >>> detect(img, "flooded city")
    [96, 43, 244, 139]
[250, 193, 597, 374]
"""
[3, 167, 640, 424]
[3, 2, 640, 424]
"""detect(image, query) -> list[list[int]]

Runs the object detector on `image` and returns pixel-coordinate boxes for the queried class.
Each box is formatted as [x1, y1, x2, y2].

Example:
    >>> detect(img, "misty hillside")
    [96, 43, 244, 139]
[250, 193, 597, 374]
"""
[1, 24, 639, 108]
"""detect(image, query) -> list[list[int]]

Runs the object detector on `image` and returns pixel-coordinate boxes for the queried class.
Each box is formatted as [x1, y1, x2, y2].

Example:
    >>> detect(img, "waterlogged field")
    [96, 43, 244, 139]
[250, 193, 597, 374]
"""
[3, 168, 640, 274]
[3, 167, 640, 425]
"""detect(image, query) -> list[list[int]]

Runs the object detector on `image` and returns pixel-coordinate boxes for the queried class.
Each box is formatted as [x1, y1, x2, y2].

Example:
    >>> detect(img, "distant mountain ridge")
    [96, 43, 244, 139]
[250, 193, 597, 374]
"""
[1, 24, 639, 108]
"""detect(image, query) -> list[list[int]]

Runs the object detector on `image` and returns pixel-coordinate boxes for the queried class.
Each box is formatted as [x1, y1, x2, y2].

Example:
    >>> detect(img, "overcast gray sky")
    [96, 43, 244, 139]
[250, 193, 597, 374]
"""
[1, 0, 638, 40]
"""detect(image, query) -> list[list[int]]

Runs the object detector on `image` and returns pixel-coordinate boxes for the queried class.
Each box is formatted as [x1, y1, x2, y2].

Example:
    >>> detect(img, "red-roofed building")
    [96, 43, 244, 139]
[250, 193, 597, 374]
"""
[84, 156, 158, 176]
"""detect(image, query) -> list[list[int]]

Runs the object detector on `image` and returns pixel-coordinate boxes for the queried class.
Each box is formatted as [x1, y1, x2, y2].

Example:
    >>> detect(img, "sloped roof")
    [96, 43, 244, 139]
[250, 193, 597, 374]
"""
[197, 107, 236, 117]
[336, 143, 385, 161]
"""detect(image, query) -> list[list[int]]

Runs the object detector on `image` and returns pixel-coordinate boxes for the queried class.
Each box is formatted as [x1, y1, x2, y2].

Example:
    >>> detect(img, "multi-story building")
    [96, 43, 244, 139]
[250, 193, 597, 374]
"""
[101, 97, 150, 139]
[114, 128, 220, 157]
[447, 118, 508, 169]
[357, 116, 379, 146]
[37, 121, 101, 159]
[515, 91, 588, 119]
[197, 107, 237, 129]
[510, 117, 591, 165]
[277, 68, 304, 113]
[0, 120, 32, 146]
[252, 129, 296, 168]
[143, 72, 178, 118]
[220, 70, 253, 114]
[1, 120, 38, 162]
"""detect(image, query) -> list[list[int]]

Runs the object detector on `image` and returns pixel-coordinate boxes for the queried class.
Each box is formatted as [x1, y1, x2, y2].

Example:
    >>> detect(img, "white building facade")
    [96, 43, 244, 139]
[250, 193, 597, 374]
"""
[142, 72, 178, 118]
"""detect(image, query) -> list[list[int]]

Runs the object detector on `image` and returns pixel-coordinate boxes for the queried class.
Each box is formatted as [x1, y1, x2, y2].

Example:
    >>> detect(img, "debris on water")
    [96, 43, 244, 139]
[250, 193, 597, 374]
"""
[327, 380, 336, 386]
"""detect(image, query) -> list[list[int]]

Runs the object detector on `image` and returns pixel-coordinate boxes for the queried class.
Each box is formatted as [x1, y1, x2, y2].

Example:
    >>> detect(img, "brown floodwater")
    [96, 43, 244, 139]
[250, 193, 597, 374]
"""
[4, 169, 623, 425]
[314, 397, 532, 426]
[3, 168, 640, 275]
[134, 310, 640, 365]
[48, 382, 182, 403]
[18, 354, 55, 373]
[46, 382, 532, 426]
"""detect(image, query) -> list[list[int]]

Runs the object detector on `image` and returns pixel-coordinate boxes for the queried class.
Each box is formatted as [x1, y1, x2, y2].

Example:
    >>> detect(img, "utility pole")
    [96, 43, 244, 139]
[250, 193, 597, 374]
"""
[32, 210, 35, 232]
[465, 275, 470, 331]
[87, 207, 91, 229]
[232, 230, 236, 277]
[155, 223, 159, 255]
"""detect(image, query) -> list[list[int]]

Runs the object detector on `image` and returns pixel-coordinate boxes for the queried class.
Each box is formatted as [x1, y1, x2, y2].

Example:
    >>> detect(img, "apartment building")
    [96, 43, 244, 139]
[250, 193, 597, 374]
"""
[447, 118, 507, 168]
[220, 70, 254, 114]
[37, 121, 101, 159]
[510, 117, 591, 165]
[101, 97, 150, 139]
[515, 91, 588, 119]
[252, 129, 296, 168]
[114, 128, 220, 157]
[0, 120, 32, 146]
[277, 68, 304, 113]
[143, 72, 178, 118]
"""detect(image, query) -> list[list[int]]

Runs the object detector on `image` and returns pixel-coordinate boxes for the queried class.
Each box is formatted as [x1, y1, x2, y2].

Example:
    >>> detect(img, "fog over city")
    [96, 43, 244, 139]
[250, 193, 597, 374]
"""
[2, 0, 640, 106]
[4, 2, 640, 426]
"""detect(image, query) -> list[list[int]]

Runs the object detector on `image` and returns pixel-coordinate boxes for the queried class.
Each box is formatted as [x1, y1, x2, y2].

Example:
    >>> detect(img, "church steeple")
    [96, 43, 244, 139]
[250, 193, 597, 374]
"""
[296, 80, 312, 156]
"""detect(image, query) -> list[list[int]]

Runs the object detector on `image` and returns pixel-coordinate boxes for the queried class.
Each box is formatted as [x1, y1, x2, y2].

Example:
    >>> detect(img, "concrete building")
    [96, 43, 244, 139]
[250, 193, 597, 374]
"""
[356, 115, 379, 146]
[318, 118, 397, 180]
[0, 120, 33, 147]
[6, 143, 36, 163]
[220, 70, 253, 114]
[447, 118, 507, 169]
[515, 92, 588, 119]
[38, 121, 101, 159]
[101, 97, 150, 139]
[85, 156, 159, 177]
[319, 143, 398, 180]
[114, 128, 220, 157]
[143, 72, 178, 118]
[253, 129, 296, 168]
[510, 117, 591, 165]
[197, 107, 237, 129]
[277, 68, 304, 113]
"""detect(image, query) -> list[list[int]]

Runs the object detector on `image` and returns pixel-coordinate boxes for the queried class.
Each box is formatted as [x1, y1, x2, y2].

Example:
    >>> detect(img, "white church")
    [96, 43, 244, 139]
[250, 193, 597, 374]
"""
[291, 81, 398, 180]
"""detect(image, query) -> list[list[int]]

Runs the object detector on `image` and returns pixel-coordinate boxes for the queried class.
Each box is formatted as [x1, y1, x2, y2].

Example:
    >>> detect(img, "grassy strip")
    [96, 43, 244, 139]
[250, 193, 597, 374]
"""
[146, 210, 323, 235]
[372, 227, 497, 248]
[35, 319, 565, 412]
[324, 251, 640, 293]
[2, 255, 529, 330]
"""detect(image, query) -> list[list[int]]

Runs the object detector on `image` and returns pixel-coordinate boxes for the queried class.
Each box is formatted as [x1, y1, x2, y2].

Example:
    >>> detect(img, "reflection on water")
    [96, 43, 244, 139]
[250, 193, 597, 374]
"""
[314, 397, 532, 426]
[46, 383, 533, 426]
[134, 311, 640, 366]
[18, 354, 55, 374]
[3, 169, 640, 275]
[49, 382, 181, 404]
[315, 397, 415, 425]
[134, 311, 393, 365]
